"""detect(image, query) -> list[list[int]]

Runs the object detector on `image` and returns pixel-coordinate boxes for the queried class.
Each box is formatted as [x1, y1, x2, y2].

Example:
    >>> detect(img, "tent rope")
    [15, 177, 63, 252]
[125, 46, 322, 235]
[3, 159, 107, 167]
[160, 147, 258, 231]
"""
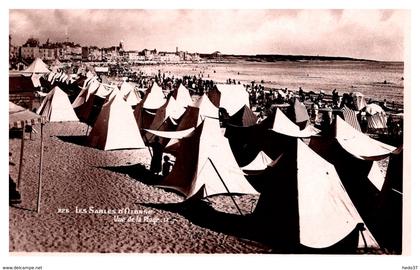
[207, 157, 243, 216]
[357, 223, 368, 250]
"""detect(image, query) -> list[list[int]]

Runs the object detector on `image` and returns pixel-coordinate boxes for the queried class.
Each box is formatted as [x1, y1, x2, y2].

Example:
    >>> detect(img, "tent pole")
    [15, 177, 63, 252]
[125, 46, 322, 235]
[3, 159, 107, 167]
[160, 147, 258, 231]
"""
[141, 109, 153, 159]
[207, 158, 243, 216]
[36, 123, 44, 213]
[142, 128, 153, 158]
[85, 123, 90, 136]
[17, 127, 26, 188]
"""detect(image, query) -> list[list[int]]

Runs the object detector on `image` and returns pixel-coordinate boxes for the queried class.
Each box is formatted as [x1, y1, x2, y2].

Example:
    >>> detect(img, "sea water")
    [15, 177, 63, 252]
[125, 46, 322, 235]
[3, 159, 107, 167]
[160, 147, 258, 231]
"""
[135, 61, 404, 104]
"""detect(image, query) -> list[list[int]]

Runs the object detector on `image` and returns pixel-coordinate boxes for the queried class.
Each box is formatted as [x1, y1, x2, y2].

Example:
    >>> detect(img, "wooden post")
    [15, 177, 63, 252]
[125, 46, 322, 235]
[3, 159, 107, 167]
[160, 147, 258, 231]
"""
[17, 127, 25, 188]
[36, 123, 44, 213]
[207, 158, 243, 216]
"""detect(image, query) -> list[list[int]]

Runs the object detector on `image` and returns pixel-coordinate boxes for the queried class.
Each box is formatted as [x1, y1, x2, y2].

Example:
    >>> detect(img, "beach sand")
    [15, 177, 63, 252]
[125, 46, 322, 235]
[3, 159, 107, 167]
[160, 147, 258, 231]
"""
[9, 121, 269, 253]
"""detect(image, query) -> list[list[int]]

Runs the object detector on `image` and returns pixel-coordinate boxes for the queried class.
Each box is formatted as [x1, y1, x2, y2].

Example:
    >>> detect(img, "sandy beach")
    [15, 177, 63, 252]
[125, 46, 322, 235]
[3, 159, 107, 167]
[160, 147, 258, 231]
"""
[9, 121, 270, 253]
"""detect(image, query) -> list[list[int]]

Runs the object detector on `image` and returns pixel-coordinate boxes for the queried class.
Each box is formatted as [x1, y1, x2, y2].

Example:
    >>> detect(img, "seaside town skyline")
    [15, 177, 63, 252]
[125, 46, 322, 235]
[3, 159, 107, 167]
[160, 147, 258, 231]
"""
[9, 9, 407, 61]
[9, 36, 203, 63]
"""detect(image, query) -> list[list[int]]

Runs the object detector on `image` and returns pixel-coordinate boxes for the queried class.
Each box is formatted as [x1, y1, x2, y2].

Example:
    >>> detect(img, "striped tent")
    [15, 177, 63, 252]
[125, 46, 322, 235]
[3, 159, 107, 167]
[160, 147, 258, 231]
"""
[9, 102, 46, 129]
[341, 106, 362, 132]
[367, 114, 387, 130]
[365, 103, 388, 130]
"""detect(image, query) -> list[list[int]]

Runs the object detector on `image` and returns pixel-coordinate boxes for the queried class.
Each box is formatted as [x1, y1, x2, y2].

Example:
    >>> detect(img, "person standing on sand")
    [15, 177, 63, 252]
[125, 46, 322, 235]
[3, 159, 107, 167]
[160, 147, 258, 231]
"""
[162, 156, 173, 177]
[150, 137, 164, 175]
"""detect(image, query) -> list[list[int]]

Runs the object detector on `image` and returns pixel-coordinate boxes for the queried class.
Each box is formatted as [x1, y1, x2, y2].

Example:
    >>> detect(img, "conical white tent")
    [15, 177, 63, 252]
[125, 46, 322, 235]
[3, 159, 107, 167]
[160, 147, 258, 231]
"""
[241, 151, 273, 171]
[192, 93, 219, 119]
[36, 86, 79, 122]
[120, 81, 142, 106]
[253, 139, 379, 250]
[140, 82, 166, 110]
[87, 95, 145, 150]
[22, 58, 50, 74]
[133, 82, 166, 133]
[294, 99, 310, 124]
[72, 78, 100, 109]
[173, 83, 193, 108]
[368, 161, 386, 191]
[271, 108, 319, 137]
[159, 117, 258, 198]
[208, 84, 250, 116]
[296, 140, 378, 249]
[120, 81, 135, 96]
[96, 83, 118, 99]
[336, 116, 396, 160]
[31, 73, 42, 88]
[125, 89, 142, 107]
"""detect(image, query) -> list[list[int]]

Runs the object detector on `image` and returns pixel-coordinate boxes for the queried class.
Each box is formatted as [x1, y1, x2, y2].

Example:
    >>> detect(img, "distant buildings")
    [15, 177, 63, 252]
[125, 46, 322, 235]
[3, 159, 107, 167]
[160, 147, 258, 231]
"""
[10, 36, 202, 64]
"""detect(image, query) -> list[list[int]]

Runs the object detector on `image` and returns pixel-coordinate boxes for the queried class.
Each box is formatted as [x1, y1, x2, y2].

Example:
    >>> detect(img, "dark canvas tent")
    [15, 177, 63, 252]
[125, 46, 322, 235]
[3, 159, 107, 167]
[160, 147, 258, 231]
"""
[74, 82, 115, 126]
[227, 105, 258, 127]
[252, 139, 379, 252]
[375, 147, 403, 253]
[159, 117, 258, 199]
[9, 74, 39, 109]
[133, 82, 166, 138]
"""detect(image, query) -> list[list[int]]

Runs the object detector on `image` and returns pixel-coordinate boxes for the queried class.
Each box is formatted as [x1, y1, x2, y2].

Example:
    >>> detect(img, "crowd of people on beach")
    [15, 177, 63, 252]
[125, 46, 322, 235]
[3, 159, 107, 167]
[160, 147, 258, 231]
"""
[126, 68, 403, 140]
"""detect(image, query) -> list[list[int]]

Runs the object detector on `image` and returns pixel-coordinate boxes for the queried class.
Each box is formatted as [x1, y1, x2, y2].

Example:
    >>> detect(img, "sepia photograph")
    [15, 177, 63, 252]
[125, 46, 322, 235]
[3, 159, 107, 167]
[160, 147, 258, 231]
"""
[3, 2, 418, 270]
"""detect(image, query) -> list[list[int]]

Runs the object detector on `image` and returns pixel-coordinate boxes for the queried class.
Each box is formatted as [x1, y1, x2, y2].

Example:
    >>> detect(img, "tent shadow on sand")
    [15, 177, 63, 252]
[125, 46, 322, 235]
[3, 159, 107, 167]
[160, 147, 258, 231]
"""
[138, 199, 272, 252]
[138, 199, 366, 254]
[56, 135, 88, 147]
[98, 163, 162, 186]
[10, 204, 35, 212]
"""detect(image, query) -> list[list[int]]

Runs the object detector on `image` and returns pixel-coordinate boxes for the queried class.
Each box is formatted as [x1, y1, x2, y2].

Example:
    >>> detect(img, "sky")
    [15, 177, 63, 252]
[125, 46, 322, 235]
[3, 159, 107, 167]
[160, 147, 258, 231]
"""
[9, 9, 407, 61]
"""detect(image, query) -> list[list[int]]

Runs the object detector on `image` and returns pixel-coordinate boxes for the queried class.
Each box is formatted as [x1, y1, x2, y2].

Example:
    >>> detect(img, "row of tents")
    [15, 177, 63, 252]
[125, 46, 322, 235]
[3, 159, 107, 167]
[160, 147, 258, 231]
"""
[24, 59, 403, 253]
[147, 95, 401, 252]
